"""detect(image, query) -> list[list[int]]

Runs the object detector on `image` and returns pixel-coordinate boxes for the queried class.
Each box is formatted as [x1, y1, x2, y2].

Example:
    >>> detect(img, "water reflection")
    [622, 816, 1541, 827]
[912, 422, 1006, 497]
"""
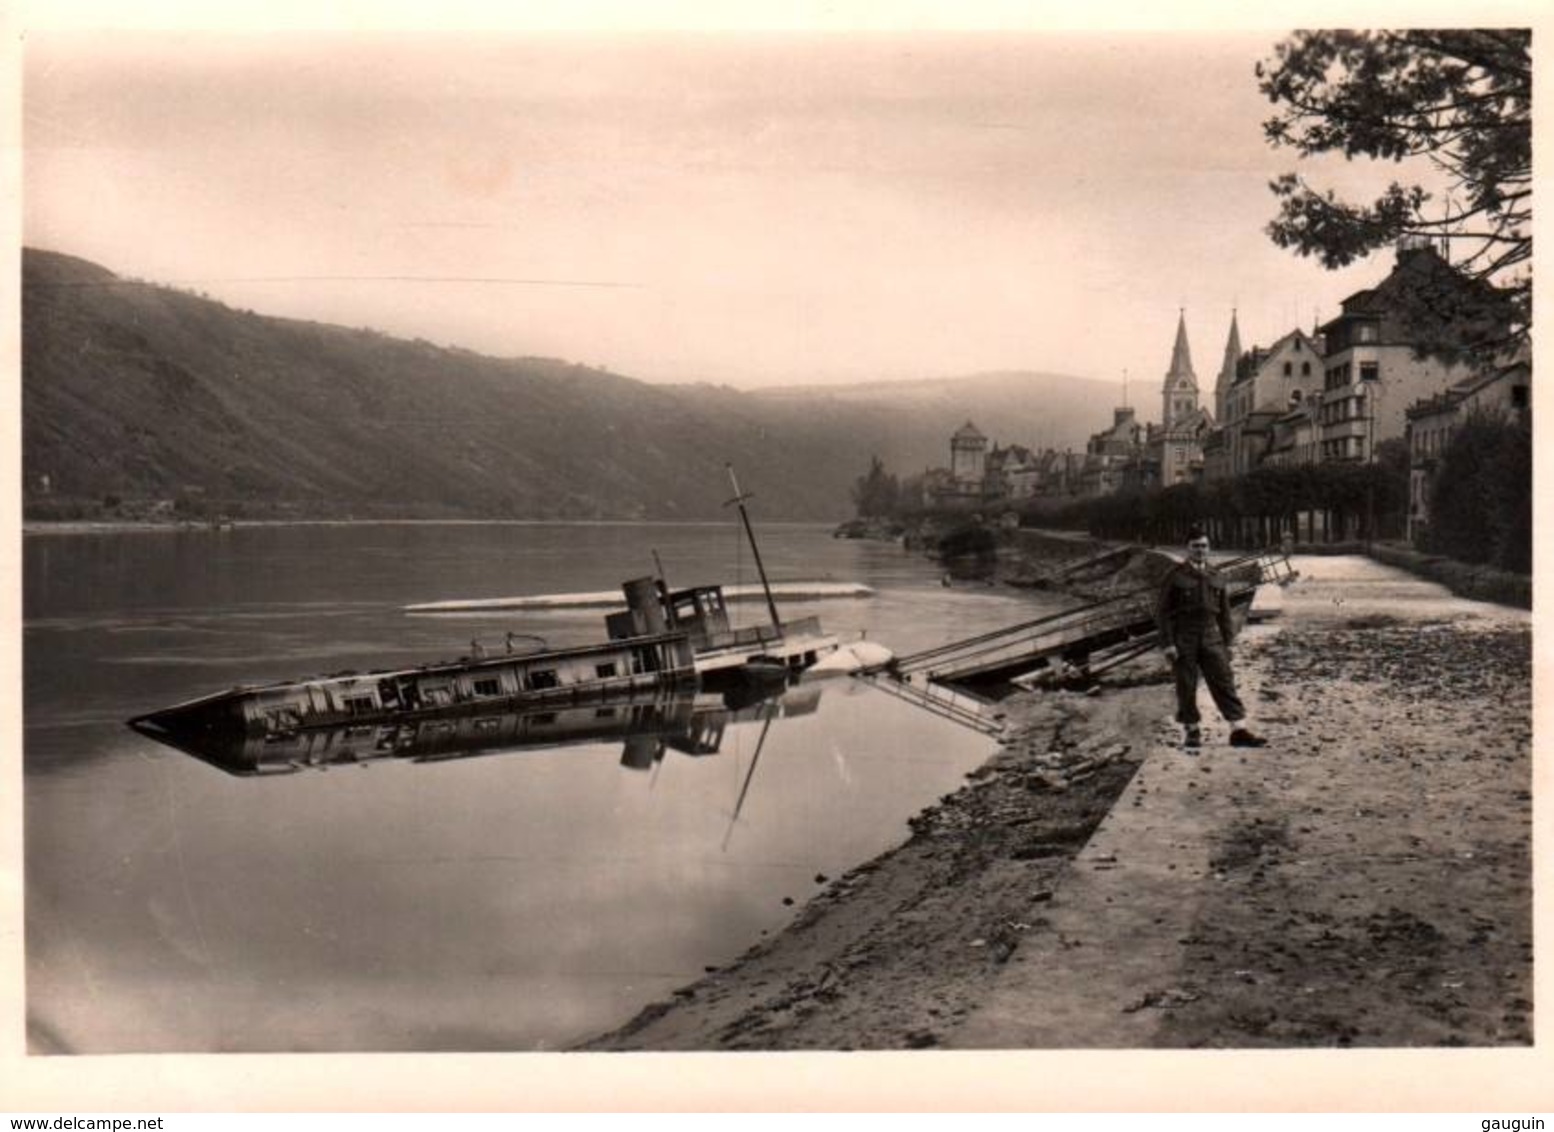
[129, 682, 821, 780]
[28, 525, 1023, 1051]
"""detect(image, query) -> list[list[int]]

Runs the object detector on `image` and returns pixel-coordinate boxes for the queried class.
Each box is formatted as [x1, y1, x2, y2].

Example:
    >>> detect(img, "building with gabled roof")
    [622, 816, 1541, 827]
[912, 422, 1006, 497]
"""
[1208, 323, 1325, 479]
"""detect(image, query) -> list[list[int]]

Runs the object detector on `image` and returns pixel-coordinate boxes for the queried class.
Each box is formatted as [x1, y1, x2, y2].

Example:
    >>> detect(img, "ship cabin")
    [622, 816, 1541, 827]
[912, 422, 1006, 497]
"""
[605, 576, 829, 672]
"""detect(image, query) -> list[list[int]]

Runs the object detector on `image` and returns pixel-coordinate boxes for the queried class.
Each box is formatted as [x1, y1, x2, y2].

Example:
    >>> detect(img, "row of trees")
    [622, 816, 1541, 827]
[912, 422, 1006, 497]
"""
[849, 456, 902, 519]
[1424, 412, 1531, 574]
[1033, 442, 1409, 550]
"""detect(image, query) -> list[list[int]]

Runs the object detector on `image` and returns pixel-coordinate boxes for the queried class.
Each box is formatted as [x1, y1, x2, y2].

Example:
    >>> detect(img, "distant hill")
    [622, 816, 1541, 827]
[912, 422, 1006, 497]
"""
[742, 371, 1130, 474]
[22, 248, 1118, 521]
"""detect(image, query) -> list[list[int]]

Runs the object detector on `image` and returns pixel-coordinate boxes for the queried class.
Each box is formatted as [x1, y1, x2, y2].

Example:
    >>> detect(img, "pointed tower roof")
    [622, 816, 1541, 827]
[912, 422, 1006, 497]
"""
[1165, 310, 1196, 386]
[1218, 311, 1242, 385]
[952, 420, 986, 442]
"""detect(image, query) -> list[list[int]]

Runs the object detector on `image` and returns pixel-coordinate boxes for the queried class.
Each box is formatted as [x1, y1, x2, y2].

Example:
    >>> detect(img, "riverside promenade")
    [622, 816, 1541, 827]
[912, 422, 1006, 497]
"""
[951, 554, 1532, 1050]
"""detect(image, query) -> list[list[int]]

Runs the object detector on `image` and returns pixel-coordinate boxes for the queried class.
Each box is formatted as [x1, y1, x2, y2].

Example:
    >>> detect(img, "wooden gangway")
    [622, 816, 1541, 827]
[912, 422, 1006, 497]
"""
[884, 550, 1297, 696]
[853, 670, 1009, 736]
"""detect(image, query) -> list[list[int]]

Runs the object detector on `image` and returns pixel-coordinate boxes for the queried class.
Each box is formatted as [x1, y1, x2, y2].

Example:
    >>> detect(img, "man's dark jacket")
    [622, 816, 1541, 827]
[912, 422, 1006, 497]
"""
[1155, 559, 1236, 650]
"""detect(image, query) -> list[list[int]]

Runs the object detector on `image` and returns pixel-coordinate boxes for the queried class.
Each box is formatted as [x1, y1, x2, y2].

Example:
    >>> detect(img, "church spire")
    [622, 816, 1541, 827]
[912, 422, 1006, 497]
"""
[1215, 309, 1242, 421]
[1167, 308, 1195, 382]
[1161, 309, 1199, 428]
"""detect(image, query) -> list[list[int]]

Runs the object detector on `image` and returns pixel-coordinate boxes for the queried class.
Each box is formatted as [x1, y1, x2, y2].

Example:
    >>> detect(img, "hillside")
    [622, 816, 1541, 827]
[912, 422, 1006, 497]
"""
[22, 249, 1116, 521]
[743, 371, 1127, 475]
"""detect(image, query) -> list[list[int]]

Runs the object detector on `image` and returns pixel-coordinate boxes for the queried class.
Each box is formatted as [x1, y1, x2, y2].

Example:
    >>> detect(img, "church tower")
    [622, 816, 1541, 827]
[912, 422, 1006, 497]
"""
[1215, 310, 1241, 422]
[1161, 310, 1199, 427]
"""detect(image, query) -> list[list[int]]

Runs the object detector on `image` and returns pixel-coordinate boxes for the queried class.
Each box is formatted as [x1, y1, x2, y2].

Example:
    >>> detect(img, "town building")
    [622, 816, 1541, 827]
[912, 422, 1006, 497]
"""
[1079, 407, 1144, 496]
[1212, 323, 1324, 478]
[1261, 396, 1323, 470]
[1317, 241, 1487, 464]
[986, 443, 1039, 501]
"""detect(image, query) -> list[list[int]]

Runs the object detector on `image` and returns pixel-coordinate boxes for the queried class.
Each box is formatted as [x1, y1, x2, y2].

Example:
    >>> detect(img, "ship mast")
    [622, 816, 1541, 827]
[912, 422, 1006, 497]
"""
[725, 463, 782, 631]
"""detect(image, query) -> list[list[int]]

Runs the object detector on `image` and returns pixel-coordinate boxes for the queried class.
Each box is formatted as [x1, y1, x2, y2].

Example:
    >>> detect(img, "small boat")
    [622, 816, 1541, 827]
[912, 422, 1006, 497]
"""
[128, 466, 840, 743]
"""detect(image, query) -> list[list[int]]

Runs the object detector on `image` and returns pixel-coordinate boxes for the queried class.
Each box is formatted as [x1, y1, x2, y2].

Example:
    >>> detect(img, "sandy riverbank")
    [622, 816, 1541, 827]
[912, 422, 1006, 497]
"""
[579, 554, 1532, 1051]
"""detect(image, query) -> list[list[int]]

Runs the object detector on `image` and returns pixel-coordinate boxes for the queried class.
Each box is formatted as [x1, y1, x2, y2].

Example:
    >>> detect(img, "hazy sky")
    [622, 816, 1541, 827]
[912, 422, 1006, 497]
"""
[21, 18, 1462, 403]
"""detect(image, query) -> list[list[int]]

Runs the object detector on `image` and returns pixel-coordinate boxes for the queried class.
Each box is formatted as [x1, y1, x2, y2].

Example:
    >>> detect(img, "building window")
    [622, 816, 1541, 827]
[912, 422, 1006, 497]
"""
[1283, 361, 1292, 376]
[1360, 362, 1379, 382]
[1301, 361, 1311, 376]
[1357, 324, 1378, 343]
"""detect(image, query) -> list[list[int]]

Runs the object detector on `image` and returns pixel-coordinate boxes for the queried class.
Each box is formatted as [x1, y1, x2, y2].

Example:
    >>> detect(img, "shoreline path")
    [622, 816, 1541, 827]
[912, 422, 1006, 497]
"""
[580, 554, 1532, 1054]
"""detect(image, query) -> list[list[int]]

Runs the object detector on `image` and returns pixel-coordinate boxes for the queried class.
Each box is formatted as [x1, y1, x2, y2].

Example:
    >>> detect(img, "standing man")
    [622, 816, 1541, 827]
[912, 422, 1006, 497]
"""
[1156, 526, 1267, 751]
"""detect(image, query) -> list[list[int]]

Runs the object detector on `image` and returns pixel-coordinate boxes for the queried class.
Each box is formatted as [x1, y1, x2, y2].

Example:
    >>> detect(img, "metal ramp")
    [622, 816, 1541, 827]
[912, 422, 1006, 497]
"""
[883, 551, 1297, 695]
[854, 670, 1009, 736]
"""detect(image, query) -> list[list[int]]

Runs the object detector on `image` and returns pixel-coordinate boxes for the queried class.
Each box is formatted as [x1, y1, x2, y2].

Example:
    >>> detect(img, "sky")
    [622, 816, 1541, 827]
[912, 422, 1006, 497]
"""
[16, 6, 1508, 407]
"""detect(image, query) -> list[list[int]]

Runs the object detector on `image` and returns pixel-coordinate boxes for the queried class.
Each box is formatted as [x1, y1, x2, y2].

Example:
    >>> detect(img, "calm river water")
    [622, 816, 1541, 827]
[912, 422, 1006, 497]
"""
[24, 521, 1059, 1052]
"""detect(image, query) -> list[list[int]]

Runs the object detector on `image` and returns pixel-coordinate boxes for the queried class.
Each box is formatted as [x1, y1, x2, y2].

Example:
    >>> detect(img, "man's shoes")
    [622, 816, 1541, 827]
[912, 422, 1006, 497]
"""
[1229, 728, 1268, 748]
[1183, 726, 1202, 750]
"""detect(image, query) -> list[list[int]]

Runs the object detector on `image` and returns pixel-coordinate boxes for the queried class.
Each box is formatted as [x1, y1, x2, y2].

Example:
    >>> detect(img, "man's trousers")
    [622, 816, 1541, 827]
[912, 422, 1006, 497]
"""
[1172, 635, 1246, 726]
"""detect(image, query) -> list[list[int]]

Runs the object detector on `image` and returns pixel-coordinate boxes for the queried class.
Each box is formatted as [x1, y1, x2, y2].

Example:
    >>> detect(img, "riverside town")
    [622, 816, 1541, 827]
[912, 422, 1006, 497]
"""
[16, 24, 1536, 1112]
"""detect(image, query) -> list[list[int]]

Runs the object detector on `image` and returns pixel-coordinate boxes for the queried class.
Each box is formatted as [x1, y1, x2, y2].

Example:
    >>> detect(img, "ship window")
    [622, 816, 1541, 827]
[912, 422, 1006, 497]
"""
[342, 695, 375, 715]
[474, 717, 501, 731]
[596, 706, 617, 719]
[528, 669, 559, 690]
[473, 677, 502, 697]
[264, 707, 303, 733]
[595, 662, 618, 679]
[529, 713, 557, 727]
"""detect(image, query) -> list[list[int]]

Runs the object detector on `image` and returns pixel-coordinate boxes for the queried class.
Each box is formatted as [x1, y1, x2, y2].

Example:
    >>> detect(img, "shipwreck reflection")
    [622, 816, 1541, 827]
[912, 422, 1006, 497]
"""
[129, 682, 823, 778]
